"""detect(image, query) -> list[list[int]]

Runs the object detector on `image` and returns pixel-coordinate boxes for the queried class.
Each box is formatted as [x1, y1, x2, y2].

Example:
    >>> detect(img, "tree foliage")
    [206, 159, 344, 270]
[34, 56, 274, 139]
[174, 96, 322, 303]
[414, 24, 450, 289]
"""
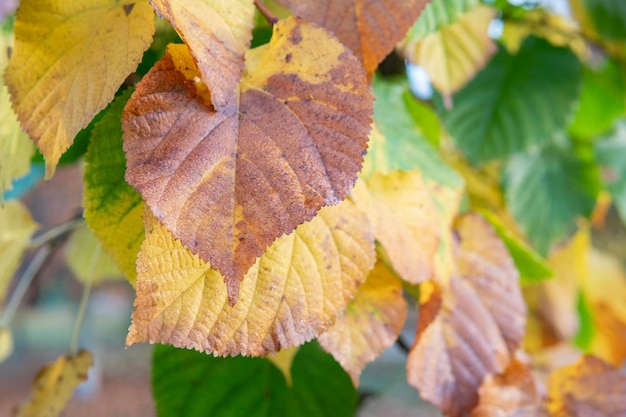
[1, 0, 626, 416]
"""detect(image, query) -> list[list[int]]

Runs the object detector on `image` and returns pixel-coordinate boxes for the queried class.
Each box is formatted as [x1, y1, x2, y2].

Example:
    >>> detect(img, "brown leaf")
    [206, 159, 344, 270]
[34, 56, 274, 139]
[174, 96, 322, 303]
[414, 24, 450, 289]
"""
[276, 0, 431, 76]
[407, 213, 526, 417]
[122, 17, 373, 302]
[470, 359, 543, 417]
[317, 261, 408, 385]
[151, 0, 255, 110]
[546, 355, 626, 417]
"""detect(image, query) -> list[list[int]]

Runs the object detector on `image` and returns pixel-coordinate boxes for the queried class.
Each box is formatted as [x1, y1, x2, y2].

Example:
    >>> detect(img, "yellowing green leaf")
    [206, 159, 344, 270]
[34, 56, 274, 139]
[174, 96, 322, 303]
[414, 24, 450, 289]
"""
[65, 228, 122, 285]
[16, 349, 94, 417]
[350, 170, 440, 284]
[123, 17, 374, 301]
[317, 262, 407, 386]
[268, 346, 298, 386]
[407, 214, 526, 417]
[84, 89, 144, 285]
[151, 0, 255, 110]
[0, 200, 37, 303]
[0, 28, 33, 198]
[403, 4, 496, 97]
[0, 327, 12, 364]
[4, 0, 154, 178]
[276, 0, 430, 76]
[127, 200, 375, 356]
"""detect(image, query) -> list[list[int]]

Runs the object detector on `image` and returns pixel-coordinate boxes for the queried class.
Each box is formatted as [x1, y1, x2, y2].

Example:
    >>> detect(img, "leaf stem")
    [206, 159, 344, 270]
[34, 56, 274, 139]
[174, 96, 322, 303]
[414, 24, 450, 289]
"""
[69, 245, 100, 356]
[395, 335, 411, 355]
[254, 0, 279, 26]
[28, 218, 84, 249]
[0, 245, 52, 328]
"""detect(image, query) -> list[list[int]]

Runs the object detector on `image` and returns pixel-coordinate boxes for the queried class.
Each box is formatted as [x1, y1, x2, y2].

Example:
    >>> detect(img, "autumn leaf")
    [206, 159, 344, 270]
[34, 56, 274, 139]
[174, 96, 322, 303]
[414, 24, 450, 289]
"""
[469, 359, 542, 417]
[546, 355, 626, 417]
[0, 327, 12, 364]
[4, 0, 154, 178]
[317, 262, 408, 385]
[84, 89, 144, 285]
[0, 200, 38, 303]
[407, 213, 526, 417]
[0, 26, 33, 198]
[276, 0, 430, 76]
[123, 17, 374, 300]
[15, 350, 94, 417]
[65, 228, 123, 285]
[403, 4, 496, 97]
[151, 0, 255, 110]
[127, 199, 375, 356]
[350, 170, 440, 284]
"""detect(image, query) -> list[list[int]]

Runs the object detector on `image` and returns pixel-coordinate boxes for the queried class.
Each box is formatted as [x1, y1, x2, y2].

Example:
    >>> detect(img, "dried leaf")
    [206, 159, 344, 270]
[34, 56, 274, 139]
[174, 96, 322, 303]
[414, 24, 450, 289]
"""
[318, 262, 408, 385]
[403, 4, 496, 96]
[4, 0, 154, 178]
[276, 0, 430, 76]
[15, 350, 94, 417]
[407, 214, 526, 417]
[127, 199, 375, 356]
[350, 170, 440, 284]
[0, 200, 38, 303]
[470, 359, 542, 417]
[151, 0, 255, 110]
[547, 355, 626, 417]
[123, 17, 373, 301]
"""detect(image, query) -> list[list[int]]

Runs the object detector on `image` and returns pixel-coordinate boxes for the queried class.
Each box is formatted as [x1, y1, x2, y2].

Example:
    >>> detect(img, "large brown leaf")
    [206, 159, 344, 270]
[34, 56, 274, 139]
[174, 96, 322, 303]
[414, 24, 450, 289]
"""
[407, 213, 526, 417]
[276, 0, 431, 76]
[122, 17, 373, 302]
[546, 355, 626, 417]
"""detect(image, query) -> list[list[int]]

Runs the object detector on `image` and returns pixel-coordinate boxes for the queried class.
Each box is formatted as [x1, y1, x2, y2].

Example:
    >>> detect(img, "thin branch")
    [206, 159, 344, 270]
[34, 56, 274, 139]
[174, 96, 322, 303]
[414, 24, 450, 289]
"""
[28, 218, 84, 249]
[69, 245, 100, 356]
[254, 0, 279, 26]
[395, 335, 411, 355]
[0, 245, 52, 328]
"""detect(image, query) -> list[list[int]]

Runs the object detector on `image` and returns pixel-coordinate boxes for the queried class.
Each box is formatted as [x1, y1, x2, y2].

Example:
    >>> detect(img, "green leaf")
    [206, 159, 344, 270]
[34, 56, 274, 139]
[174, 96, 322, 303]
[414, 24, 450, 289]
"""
[408, 0, 478, 39]
[574, 290, 595, 350]
[595, 121, 626, 224]
[364, 75, 462, 189]
[439, 37, 582, 164]
[152, 342, 356, 417]
[570, 59, 625, 140]
[582, 0, 626, 40]
[503, 144, 600, 255]
[83, 88, 144, 285]
[477, 209, 553, 284]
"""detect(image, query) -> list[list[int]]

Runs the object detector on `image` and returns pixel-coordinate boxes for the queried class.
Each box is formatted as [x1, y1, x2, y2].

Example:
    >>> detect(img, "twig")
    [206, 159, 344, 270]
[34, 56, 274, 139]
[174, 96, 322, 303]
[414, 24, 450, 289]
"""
[254, 0, 279, 26]
[69, 245, 100, 355]
[0, 245, 52, 328]
[395, 335, 411, 355]
[28, 218, 84, 249]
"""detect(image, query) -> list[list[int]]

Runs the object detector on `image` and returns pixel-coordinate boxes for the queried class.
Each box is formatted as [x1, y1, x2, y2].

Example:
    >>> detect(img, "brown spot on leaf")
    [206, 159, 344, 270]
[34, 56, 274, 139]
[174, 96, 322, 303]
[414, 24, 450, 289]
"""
[285, 52, 292, 63]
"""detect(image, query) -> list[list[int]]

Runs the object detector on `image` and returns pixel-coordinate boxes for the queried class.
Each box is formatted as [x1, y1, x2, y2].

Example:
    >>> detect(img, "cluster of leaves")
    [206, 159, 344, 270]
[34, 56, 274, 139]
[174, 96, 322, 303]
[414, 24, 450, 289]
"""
[1, 0, 626, 416]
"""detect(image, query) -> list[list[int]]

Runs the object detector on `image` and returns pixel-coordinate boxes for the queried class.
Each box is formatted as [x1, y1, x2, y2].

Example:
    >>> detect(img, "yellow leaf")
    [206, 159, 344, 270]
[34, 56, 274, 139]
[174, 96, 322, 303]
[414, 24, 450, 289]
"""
[317, 261, 407, 386]
[501, 10, 589, 59]
[403, 4, 496, 97]
[122, 17, 373, 301]
[65, 228, 123, 285]
[0, 29, 33, 198]
[584, 249, 626, 366]
[0, 200, 38, 303]
[547, 355, 626, 417]
[0, 327, 12, 364]
[268, 346, 298, 386]
[407, 213, 526, 417]
[16, 349, 94, 417]
[350, 170, 440, 284]
[276, 0, 430, 76]
[4, 0, 155, 178]
[151, 0, 255, 110]
[127, 199, 375, 356]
